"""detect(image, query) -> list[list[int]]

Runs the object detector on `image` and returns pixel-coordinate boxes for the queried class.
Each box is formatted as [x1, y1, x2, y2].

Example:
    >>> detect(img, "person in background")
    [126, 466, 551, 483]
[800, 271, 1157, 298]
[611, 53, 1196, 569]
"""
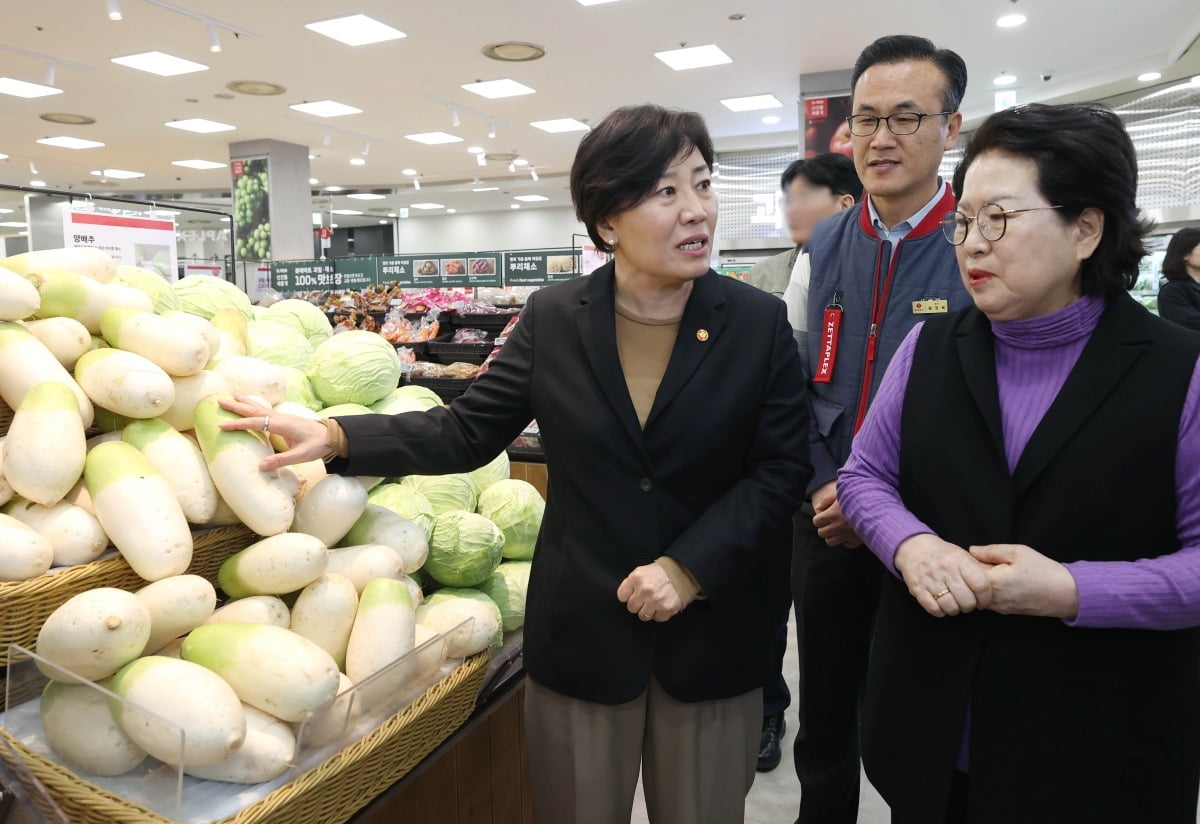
[746, 152, 861, 774]
[747, 154, 862, 299]
[219, 104, 811, 824]
[840, 102, 1200, 824]
[1157, 226, 1200, 330]
[792, 34, 972, 824]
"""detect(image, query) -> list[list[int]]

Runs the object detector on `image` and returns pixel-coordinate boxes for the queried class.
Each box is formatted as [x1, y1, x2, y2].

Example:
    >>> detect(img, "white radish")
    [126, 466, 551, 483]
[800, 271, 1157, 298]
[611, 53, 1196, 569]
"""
[183, 705, 295, 783]
[85, 442, 192, 581]
[270, 401, 320, 453]
[207, 308, 249, 364]
[0, 438, 13, 506]
[162, 311, 219, 358]
[297, 672, 357, 748]
[205, 595, 290, 628]
[0, 321, 93, 426]
[0, 512, 54, 580]
[5, 499, 107, 566]
[155, 638, 185, 659]
[402, 575, 424, 607]
[123, 418, 218, 524]
[101, 307, 209, 376]
[341, 505, 429, 574]
[292, 476, 367, 547]
[23, 317, 91, 369]
[35, 588, 151, 682]
[0, 265, 41, 320]
[74, 348, 174, 419]
[40, 681, 147, 776]
[108, 656, 246, 767]
[62, 478, 94, 515]
[2, 247, 116, 282]
[324, 544, 406, 594]
[218, 533, 328, 598]
[26, 269, 150, 333]
[346, 578, 416, 687]
[213, 356, 286, 405]
[417, 594, 502, 658]
[280, 459, 326, 499]
[289, 574, 359, 670]
[4, 381, 86, 506]
[135, 575, 217, 654]
[161, 369, 231, 431]
[203, 490, 243, 526]
[86, 430, 125, 451]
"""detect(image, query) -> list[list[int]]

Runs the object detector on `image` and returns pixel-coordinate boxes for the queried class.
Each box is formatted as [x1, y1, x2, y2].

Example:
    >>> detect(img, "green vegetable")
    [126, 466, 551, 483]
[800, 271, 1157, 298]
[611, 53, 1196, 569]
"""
[476, 479, 544, 560]
[173, 275, 254, 320]
[387, 385, 444, 411]
[425, 510, 504, 588]
[307, 330, 400, 407]
[318, 403, 373, 418]
[281, 367, 322, 411]
[370, 389, 431, 416]
[467, 452, 510, 495]
[367, 483, 436, 540]
[261, 299, 333, 346]
[112, 266, 181, 313]
[400, 473, 477, 515]
[420, 587, 503, 652]
[476, 562, 531, 632]
[246, 320, 313, 371]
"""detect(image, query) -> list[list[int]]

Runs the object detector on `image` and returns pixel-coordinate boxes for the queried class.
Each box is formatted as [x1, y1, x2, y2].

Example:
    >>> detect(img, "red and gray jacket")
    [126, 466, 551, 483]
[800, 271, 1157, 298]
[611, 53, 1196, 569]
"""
[800, 187, 969, 496]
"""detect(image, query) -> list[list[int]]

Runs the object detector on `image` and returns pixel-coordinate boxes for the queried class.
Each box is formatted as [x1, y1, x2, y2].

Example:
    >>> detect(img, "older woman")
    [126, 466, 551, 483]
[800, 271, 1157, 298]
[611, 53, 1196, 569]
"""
[219, 104, 810, 824]
[837, 102, 1200, 824]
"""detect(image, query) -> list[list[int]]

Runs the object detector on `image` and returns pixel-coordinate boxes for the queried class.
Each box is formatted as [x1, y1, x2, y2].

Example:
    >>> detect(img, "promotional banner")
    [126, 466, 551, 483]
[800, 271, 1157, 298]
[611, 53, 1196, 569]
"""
[502, 248, 579, 286]
[270, 259, 336, 291]
[231, 156, 271, 261]
[183, 263, 223, 278]
[63, 208, 178, 280]
[804, 95, 854, 159]
[377, 253, 501, 288]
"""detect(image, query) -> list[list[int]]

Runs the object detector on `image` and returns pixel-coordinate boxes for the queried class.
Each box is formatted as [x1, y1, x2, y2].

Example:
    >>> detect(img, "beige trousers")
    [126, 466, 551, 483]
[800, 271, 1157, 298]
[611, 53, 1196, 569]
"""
[524, 676, 762, 824]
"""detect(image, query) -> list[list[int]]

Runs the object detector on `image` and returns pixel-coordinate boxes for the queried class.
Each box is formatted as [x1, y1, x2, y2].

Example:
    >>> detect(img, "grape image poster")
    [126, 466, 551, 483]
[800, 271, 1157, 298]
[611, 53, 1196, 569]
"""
[232, 156, 271, 261]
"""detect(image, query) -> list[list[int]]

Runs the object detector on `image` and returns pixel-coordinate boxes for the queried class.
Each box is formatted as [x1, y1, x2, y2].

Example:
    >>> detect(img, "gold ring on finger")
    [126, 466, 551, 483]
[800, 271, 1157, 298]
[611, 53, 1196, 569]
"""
[933, 588, 951, 599]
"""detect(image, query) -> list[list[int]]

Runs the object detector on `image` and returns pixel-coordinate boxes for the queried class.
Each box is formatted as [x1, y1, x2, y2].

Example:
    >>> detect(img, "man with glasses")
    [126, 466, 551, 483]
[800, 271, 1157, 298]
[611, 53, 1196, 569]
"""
[792, 35, 972, 824]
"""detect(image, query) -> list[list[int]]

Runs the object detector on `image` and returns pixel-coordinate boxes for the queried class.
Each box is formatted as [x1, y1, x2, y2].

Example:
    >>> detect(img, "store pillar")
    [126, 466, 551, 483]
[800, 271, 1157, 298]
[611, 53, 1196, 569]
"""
[228, 138, 311, 294]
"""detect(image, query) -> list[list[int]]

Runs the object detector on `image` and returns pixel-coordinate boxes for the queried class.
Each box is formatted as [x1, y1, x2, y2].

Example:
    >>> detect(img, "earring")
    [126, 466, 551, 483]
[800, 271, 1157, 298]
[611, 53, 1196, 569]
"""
[608, 237, 617, 246]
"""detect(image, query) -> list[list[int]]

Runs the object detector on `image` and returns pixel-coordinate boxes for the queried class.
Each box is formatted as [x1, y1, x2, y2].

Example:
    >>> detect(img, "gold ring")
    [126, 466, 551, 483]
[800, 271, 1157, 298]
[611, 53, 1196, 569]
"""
[639, 609, 652, 619]
[262, 416, 271, 433]
[933, 588, 951, 599]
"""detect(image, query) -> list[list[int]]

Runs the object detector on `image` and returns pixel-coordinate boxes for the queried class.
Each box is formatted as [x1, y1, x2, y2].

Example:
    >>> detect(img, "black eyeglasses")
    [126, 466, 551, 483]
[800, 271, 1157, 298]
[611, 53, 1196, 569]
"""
[941, 203, 1064, 245]
[845, 111, 952, 137]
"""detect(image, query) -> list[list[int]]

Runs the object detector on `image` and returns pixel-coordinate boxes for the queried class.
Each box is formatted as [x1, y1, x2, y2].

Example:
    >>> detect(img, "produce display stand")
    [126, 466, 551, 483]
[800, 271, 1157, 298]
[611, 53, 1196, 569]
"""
[0, 399, 12, 435]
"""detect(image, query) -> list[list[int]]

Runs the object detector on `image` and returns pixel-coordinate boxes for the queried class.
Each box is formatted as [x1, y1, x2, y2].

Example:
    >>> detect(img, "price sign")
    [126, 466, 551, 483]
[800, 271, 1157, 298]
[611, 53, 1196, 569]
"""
[332, 256, 379, 291]
[377, 253, 501, 288]
[502, 248, 579, 286]
[271, 259, 336, 291]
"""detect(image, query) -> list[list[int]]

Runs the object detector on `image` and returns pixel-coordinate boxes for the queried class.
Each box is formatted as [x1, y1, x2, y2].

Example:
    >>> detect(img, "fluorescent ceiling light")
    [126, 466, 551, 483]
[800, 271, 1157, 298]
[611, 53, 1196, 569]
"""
[578, 0, 620, 4]
[172, 159, 226, 170]
[165, 118, 235, 133]
[473, 186, 499, 192]
[461, 78, 536, 99]
[89, 168, 144, 179]
[0, 154, 7, 161]
[324, 185, 343, 191]
[305, 14, 406, 46]
[447, 208, 457, 214]
[0, 221, 28, 228]
[0, 208, 13, 214]
[28, 181, 47, 187]
[513, 158, 529, 167]
[466, 146, 485, 154]
[720, 94, 782, 112]
[290, 100, 362, 117]
[762, 115, 781, 125]
[309, 177, 319, 185]
[347, 193, 387, 200]
[0, 77, 62, 98]
[111, 51, 209, 77]
[514, 195, 548, 202]
[510, 204, 521, 209]
[654, 44, 732, 71]
[405, 131, 464, 145]
[996, 13, 1026, 27]
[331, 209, 363, 215]
[1138, 72, 1162, 82]
[349, 157, 366, 166]
[993, 74, 1017, 86]
[312, 212, 323, 225]
[410, 203, 445, 210]
[38, 136, 105, 150]
[530, 118, 590, 133]
[402, 168, 418, 176]
[379, 219, 388, 224]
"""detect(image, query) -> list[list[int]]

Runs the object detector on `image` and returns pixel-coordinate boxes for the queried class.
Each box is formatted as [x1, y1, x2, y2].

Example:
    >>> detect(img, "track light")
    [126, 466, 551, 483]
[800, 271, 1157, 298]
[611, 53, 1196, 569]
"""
[106, 0, 122, 21]
[43, 63, 56, 87]
[29, 160, 38, 175]
[207, 23, 222, 53]
[413, 178, 421, 191]
[488, 120, 496, 139]
[450, 107, 461, 128]
[476, 153, 487, 167]
[530, 167, 539, 181]
[322, 131, 332, 146]
[508, 161, 516, 173]
[361, 140, 370, 157]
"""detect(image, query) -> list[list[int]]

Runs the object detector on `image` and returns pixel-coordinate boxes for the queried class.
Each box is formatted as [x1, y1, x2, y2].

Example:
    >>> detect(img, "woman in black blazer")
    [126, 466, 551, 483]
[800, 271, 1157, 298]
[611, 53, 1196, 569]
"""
[1157, 226, 1200, 330]
[221, 105, 811, 824]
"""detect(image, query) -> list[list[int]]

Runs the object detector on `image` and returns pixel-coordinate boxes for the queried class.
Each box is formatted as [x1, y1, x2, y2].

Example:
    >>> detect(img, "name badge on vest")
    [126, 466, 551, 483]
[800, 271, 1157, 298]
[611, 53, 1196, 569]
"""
[814, 291, 843, 384]
[912, 298, 949, 314]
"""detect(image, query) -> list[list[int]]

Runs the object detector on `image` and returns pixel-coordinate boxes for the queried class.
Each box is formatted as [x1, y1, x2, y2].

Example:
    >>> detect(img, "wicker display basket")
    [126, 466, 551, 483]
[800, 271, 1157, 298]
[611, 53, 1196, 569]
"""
[0, 397, 12, 437]
[0, 650, 490, 824]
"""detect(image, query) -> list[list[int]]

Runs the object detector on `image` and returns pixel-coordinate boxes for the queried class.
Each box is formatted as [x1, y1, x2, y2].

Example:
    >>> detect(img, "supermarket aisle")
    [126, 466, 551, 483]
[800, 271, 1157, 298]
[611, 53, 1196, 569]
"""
[630, 611, 890, 823]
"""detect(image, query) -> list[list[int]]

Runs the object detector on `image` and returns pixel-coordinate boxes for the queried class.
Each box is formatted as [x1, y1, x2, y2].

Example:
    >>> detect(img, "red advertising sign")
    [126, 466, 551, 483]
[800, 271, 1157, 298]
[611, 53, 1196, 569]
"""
[803, 95, 854, 159]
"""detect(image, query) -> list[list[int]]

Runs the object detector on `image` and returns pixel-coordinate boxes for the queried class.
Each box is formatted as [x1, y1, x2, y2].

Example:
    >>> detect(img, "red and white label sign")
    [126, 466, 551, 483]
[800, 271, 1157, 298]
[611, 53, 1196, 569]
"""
[63, 209, 178, 281]
[184, 264, 223, 278]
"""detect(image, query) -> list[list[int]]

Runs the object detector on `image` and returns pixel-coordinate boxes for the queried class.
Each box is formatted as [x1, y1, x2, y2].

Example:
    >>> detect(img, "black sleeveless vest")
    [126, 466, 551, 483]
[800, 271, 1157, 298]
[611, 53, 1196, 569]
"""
[862, 294, 1200, 823]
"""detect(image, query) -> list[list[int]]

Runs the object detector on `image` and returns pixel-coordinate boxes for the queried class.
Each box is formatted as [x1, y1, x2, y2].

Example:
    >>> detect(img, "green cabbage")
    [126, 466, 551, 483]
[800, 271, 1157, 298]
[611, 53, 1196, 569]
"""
[252, 305, 267, 320]
[307, 331, 400, 407]
[318, 403, 373, 418]
[246, 320, 313, 371]
[476, 479, 544, 560]
[425, 510, 505, 587]
[389, 385, 444, 411]
[417, 588, 503, 654]
[281, 367, 322, 412]
[370, 389, 432, 416]
[262, 299, 333, 347]
[400, 474, 477, 515]
[367, 483, 436, 540]
[112, 265, 181, 313]
[467, 452, 510, 495]
[476, 561, 531, 632]
[173, 274, 254, 320]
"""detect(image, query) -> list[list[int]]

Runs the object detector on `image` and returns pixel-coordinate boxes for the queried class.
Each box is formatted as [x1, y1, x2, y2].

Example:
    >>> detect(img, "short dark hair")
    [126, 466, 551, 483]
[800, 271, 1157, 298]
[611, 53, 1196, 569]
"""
[952, 103, 1151, 298]
[851, 35, 967, 113]
[1162, 227, 1200, 283]
[570, 104, 714, 253]
[781, 154, 863, 201]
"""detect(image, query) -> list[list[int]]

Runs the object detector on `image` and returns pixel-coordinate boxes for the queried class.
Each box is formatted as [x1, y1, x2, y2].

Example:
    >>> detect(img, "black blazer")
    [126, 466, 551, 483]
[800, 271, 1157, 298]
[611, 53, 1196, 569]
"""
[333, 263, 811, 704]
[1158, 279, 1200, 332]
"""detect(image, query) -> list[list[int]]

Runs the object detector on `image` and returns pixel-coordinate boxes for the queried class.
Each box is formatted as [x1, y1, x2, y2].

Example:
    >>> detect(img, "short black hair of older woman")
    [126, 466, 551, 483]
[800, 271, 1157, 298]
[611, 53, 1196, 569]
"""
[1162, 227, 1200, 283]
[781, 154, 863, 201]
[952, 103, 1152, 298]
[571, 104, 714, 253]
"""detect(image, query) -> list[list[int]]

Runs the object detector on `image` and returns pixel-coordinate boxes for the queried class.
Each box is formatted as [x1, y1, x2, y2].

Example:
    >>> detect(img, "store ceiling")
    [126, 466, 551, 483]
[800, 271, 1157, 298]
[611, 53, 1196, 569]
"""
[0, 0, 1197, 233]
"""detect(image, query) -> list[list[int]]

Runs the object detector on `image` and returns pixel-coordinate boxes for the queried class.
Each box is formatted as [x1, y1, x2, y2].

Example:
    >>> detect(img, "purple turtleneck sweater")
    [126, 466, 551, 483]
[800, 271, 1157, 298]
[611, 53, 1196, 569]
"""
[839, 295, 1200, 629]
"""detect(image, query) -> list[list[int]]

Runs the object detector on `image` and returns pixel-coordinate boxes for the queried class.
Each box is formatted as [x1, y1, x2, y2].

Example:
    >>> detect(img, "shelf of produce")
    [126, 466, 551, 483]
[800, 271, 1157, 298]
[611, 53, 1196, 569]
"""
[0, 650, 491, 824]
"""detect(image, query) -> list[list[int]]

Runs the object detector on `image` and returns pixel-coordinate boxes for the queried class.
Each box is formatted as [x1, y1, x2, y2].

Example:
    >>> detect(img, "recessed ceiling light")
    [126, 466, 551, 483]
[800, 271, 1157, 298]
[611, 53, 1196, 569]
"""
[37, 136, 105, 150]
[331, 223, 339, 228]
[720, 94, 782, 112]
[530, 118, 590, 133]
[481, 42, 546, 62]
[165, 118, 235, 133]
[309, 177, 319, 185]
[89, 168, 143, 179]
[290, 100, 362, 118]
[111, 51, 209, 77]
[762, 115, 781, 125]
[0, 78, 62, 99]
[410, 203, 445, 210]
[510, 204, 521, 209]
[29, 181, 46, 188]
[402, 168, 418, 176]
[654, 44, 732, 71]
[578, 0, 620, 4]
[405, 132, 463, 145]
[0, 221, 28, 227]
[993, 74, 1017, 86]
[378, 219, 388, 224]
[324, 185, 343, 191]
[349, 157, 367, 166]
[347, 192, 387, 200]
[172, 159, 226, 170]
[331, 209, 363, 215]
[514, 194, 549, 202]
[0, 208, 13, 214]
[1138, 72, 1162, 82]
[220, 216, 230, 221]
[996, 13, 1027, 27]
[466, 146, 486, 154]
[226, 80, 287, 96]
[387, 212, 398, 217]
[305, 14, 406, 46]
[473, 186, 500, 192]
[40, 113, 96, 125]
[447, 208, 457, 214]
[461, 78, 536, 99]
[513, 158, 530, 167]
[0, 154, 7, 161]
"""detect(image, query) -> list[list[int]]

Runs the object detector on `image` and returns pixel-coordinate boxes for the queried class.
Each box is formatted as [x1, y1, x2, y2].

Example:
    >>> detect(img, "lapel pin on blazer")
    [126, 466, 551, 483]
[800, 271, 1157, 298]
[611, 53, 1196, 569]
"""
[696, 329, 710, 342]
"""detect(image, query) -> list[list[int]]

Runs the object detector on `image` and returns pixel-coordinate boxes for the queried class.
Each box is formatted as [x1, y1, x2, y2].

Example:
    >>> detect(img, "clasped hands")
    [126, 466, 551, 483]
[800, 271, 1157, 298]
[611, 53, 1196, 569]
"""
[894, 534, 1080, 621]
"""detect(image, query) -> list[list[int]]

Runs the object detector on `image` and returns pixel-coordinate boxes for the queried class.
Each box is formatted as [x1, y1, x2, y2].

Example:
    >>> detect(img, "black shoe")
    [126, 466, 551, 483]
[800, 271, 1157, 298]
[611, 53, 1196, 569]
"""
[757, 712, 786, 772]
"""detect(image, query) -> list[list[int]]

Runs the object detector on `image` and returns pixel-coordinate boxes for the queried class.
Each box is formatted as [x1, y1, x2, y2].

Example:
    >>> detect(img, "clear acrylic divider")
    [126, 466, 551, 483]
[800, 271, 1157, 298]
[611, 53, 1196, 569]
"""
[2, 644, 185, 821]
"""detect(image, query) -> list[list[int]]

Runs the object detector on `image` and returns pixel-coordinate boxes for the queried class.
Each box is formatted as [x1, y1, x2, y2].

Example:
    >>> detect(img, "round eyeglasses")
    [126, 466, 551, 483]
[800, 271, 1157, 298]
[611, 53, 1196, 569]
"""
[940, 203, 1064, 245]
[845, 111, 952, 137]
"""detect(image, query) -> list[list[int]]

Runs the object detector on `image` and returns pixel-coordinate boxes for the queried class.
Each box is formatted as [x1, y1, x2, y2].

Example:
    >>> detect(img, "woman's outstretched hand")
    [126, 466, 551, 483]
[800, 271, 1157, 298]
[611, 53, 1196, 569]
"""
[218, 394, 329, 471]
